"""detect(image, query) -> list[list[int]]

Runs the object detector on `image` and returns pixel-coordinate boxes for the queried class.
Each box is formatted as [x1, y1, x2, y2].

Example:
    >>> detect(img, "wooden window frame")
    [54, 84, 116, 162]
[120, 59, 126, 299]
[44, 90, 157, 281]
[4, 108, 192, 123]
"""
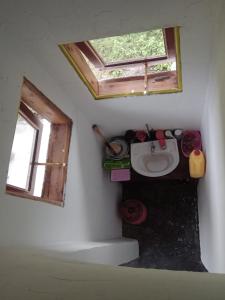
[59, 27, 182, 99]
[6, 78, 73, 207]
[76, 28, 174, 68]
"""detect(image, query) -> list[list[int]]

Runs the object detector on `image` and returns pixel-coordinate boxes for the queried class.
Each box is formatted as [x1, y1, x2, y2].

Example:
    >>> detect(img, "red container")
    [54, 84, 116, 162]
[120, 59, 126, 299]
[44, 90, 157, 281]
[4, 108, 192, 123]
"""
[181, 130, 202, 158]
[120, 199, 148, 225]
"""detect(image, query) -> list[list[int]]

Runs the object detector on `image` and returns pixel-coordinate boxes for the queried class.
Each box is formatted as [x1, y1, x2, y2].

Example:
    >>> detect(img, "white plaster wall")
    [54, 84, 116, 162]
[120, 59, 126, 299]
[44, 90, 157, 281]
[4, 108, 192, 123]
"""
[0, 26, 122, 247]
[39, 238, 139, 266]
[0, 0, 222, 265]
[0, 0, 216, 136]
[198, 1, 225, 273]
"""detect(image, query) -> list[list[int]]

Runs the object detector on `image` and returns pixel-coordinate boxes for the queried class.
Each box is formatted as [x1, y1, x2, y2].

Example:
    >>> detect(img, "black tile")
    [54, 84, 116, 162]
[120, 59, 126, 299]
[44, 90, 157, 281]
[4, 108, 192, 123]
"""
[120, 181, 207, 272]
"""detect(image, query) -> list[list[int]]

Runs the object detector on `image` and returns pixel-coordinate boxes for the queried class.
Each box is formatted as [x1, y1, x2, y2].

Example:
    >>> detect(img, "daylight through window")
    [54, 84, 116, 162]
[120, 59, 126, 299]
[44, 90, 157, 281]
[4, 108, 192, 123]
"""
[6, 78, 72, 206]
[60, 27, 182, 99]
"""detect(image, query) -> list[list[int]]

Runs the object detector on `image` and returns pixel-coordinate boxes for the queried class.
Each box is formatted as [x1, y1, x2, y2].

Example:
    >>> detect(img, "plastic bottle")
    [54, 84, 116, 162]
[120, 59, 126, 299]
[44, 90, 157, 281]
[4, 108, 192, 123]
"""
[165, 130, 174, 139]
[174, 129, 183, 140]
[189, 149, 205, 178]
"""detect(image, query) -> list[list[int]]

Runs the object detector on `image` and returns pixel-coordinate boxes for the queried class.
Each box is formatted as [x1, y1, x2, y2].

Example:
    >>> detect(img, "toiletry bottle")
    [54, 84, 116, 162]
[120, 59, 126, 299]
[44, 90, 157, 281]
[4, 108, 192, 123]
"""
[174, 129, 183, 140]
[165, 130, 174, 139]
[189, 150, 205, 178]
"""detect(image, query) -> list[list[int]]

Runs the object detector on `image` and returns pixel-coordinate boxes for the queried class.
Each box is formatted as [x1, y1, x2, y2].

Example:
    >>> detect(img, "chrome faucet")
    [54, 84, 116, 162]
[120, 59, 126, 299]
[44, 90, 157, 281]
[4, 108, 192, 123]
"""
[151, 141, 156, 153]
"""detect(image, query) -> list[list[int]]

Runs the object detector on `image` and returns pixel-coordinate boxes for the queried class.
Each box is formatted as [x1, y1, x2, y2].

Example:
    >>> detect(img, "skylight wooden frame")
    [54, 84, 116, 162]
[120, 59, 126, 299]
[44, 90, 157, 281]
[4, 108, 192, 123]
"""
[6, 78, 73, 207]
[59, 27, 182, 99]
[77, 28, 174, 68]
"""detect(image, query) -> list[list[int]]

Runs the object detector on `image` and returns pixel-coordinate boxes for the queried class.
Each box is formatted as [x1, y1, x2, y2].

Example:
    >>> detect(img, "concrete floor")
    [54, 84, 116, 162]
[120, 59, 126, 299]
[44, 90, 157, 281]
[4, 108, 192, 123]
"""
[0, 247, 225, 300]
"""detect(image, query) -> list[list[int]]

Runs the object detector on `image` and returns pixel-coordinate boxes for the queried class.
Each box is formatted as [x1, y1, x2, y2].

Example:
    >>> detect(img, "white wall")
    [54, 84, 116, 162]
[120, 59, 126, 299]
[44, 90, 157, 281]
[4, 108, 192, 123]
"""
[198, 1, 225, 273]
[0, 0, 222, 266]
[0, 23, 122, 247]
[39, 238, 139, 266]
[0, 0, 215, 136]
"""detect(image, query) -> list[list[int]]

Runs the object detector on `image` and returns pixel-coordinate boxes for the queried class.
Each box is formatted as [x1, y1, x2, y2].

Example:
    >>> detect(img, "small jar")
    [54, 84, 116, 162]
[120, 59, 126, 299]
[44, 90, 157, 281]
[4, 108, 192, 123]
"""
[164, 130, 174, 139]
[174, 129, 183, 140]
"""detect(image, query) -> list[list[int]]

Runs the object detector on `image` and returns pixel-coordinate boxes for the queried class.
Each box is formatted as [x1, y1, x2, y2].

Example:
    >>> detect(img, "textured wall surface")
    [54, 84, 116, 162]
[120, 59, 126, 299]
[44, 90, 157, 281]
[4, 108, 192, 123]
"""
[0, 1, 122, 248]
[0, 0, 216, 135]
[198, 0, 225, 273]
[0, 0, 223, 270]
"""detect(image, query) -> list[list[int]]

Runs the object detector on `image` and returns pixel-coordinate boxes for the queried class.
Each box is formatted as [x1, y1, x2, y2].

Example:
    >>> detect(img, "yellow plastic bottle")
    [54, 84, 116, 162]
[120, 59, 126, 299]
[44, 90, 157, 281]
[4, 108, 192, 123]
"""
[189, 150, 205, 178]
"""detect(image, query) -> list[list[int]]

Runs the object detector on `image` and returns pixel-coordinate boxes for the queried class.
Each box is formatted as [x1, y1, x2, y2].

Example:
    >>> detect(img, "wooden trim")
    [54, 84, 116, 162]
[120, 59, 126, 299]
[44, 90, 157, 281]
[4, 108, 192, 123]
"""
[6, 185, 63, 207]
[32, 162, 67, 166]
[164, 27, 176, 59]
[174, 27, 183, 91]
[62, 43, 99, 95]
[60, 26, 182, 100]
[98, 71, 178, 96]
[6, 184, 28, 193]
[59, 44, 98, 99]
[95, 87, 183, 100]
[21, 78, 72, 125]
[76, 41, 104, 68]
[78, 29, 173, 68]
[42, 122, 72, 203]
[103, 55, 168, 68]
[19, 102, 42, 129]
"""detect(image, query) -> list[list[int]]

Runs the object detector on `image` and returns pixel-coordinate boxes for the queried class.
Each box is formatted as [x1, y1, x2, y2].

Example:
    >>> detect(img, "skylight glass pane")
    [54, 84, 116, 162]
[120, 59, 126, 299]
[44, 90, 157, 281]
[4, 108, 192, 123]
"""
[82, 52, 174, 81]
[82, 51, 145, 80]
[148, 62, 173, 73]
[90, 29, 166, 64]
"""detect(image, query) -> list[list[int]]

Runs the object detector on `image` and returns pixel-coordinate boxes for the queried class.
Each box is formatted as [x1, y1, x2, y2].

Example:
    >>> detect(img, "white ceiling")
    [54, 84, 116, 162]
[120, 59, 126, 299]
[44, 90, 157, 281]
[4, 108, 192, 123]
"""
[0, 0, 218, 135]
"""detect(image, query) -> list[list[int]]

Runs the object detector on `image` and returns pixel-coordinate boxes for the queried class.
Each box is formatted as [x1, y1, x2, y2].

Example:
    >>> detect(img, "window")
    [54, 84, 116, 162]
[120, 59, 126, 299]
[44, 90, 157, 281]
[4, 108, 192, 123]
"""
[6, 78, 72, 206]
[60, 27, 182, 99]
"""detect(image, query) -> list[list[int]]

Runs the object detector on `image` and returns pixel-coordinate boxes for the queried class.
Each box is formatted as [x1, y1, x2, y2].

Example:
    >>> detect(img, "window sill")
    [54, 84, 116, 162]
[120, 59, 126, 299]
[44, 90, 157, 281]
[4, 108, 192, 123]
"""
[6, 186, 64, 207]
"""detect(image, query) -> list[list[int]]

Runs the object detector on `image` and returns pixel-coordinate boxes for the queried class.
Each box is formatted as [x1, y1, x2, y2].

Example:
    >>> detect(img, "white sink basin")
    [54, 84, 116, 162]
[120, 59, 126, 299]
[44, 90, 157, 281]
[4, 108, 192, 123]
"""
[131, 139, 179, 177]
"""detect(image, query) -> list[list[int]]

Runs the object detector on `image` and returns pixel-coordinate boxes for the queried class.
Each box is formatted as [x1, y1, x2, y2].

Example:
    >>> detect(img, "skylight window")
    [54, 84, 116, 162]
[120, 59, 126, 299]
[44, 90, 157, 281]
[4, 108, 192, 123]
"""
[89, 29, 166, 65]
[60, 27, 182, 99]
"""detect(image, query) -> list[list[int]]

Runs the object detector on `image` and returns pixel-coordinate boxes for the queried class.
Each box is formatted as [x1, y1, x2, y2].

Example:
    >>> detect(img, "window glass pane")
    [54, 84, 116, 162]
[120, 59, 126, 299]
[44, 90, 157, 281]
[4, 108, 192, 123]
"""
[37, 119, 50, 163]
[90, 29, 166, 64]
[33, 119, 50, 197]
[7, 114, 37, 189]
[97, 65, 145, 80]
[33, 165, 46, 197]
[83, 54, 145, 80]
[148, 62, 174, 73]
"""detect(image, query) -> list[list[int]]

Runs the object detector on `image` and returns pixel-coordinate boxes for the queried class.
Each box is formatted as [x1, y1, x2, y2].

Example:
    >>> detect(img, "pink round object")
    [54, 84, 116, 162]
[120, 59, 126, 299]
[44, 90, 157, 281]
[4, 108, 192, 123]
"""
[181, 130, 202, 158]
[120, 200, 148, 225]
[135, 130, 147, 142]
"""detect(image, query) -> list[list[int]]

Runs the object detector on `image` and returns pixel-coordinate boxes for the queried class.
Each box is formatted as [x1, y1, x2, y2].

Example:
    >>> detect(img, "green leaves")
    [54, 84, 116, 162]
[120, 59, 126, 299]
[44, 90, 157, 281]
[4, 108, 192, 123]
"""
[90, 29, 166, 64]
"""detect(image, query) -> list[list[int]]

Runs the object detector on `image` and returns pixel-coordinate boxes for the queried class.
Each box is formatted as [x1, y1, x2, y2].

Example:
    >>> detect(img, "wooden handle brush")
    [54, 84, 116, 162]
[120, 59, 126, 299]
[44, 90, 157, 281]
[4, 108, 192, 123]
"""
[92, 124, 121, 155]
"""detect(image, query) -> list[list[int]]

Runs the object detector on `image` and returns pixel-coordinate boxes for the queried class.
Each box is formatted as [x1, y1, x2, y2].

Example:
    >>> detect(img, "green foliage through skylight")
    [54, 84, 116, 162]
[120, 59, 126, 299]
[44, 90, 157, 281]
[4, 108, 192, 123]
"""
[90, 29, 166, 64]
